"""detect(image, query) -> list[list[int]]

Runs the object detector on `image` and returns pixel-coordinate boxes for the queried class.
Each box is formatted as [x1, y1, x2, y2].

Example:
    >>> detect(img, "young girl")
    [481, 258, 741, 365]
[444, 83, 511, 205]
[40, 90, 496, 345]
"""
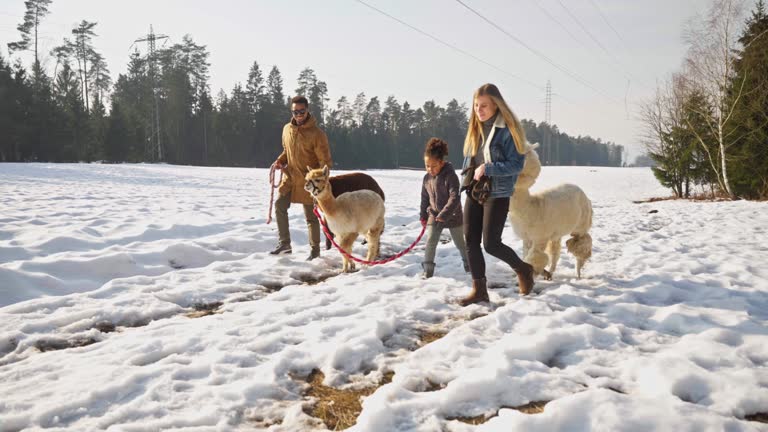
[420, 138, 469, 278]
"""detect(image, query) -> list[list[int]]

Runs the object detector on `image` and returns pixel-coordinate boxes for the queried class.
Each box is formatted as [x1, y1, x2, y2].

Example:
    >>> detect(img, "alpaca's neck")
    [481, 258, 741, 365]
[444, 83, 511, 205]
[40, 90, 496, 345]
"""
[512, 186, 531, 203]
[511, 186, 537, 212]
[314, 183, 337, 215]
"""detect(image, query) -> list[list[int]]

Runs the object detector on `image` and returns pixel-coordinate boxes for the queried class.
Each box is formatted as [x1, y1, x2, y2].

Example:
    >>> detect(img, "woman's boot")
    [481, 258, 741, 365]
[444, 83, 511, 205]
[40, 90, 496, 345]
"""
[460, 278, 489, 306]
[516, 262, 535, 295]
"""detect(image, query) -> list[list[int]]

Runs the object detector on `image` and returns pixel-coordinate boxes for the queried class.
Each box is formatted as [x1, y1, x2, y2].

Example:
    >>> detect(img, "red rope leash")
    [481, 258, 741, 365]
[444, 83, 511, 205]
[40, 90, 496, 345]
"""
[313, 205, 427, 265]
[266, 164, 283, 224]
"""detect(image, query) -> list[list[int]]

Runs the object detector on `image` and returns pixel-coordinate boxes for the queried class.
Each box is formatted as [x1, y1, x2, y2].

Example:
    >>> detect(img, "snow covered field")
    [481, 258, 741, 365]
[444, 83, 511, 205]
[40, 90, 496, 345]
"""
[1, 162, 768, 431]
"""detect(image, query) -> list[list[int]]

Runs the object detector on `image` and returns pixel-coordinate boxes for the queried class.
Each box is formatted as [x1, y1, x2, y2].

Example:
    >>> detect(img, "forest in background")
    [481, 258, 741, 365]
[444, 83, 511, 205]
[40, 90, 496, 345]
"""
[0, 0, 625, 169]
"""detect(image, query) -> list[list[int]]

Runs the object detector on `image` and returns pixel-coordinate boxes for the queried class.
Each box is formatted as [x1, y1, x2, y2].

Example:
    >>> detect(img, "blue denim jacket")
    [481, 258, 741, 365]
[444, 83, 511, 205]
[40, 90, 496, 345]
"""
[462, 115, 526, 198]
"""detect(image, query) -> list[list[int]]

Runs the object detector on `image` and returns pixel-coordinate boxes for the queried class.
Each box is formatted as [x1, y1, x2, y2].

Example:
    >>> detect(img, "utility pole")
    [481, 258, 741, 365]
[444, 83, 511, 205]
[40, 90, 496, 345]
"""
[132, 25, 168, 162]
[544, 80, 552, 165]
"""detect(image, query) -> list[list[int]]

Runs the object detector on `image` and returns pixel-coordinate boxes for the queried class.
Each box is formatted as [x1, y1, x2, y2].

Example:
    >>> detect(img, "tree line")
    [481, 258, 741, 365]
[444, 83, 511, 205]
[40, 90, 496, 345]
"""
[642, 0, 768, 200]
[1, 0, 624, 169]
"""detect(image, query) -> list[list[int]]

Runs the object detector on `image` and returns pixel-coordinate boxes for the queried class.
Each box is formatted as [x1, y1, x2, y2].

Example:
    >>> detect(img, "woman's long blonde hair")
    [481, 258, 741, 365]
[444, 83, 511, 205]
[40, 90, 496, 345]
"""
[463, 83, 527, 157]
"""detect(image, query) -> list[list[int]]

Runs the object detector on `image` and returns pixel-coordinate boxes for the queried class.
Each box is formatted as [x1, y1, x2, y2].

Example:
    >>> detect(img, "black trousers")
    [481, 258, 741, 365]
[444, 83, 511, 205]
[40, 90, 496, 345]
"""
[463, 195, 525, 280]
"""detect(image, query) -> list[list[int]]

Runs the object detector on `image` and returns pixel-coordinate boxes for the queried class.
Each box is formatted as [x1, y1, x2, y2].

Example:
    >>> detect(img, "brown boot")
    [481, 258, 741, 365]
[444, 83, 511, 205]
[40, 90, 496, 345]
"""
[516, 262, 535, 295]
[460, 278, 490, 306]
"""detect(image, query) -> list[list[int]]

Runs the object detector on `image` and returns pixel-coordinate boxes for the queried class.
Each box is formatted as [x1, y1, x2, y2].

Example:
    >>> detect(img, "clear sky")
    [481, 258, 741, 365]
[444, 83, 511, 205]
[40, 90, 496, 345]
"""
[0, 0, 712, 161]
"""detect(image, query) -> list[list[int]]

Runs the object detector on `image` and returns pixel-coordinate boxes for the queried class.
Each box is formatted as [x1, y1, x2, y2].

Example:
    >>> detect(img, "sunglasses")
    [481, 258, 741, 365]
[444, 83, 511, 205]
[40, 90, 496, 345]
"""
[291, 109, 308, 116]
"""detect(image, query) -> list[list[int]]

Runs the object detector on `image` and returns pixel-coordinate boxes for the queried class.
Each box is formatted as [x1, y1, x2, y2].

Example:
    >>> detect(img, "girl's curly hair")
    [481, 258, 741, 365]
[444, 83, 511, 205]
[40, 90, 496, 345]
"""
[424, 137, 449, 160]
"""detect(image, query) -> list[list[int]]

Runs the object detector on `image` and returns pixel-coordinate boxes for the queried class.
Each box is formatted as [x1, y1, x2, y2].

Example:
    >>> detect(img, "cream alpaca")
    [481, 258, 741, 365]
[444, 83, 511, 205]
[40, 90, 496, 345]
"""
[305, 166, 385, 273]
[508, 145, 593, 279]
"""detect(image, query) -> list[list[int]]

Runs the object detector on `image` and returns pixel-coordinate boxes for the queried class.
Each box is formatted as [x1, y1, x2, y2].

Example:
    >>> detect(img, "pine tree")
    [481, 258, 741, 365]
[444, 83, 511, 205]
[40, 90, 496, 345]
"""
[294, 67, 328, 126]
[53, 62, 86, 161]
[104, 99, 132, 162]
[7, 0, 53, 65]
[70, 20, 98, 113]
[729, 0, 768, 198]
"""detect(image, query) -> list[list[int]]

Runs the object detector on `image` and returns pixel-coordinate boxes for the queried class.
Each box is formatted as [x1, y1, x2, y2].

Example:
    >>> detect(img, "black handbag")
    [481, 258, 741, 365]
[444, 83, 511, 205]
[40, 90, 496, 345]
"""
[470, 176, 491, 204]
[460, 165, 492, 204]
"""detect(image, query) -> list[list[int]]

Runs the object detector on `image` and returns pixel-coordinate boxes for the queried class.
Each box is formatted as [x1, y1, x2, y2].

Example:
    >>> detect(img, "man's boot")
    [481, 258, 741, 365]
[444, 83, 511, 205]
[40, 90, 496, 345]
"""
[460, 278, 489, 306]
[306, 246, 320, 261]
[421, 262, 435, 279]
[516, 262, 535, 295]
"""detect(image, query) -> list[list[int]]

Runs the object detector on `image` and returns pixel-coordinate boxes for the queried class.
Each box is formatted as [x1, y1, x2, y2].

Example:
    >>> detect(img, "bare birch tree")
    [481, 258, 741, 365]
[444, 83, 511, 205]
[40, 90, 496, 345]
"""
[641, 75, 689, 197]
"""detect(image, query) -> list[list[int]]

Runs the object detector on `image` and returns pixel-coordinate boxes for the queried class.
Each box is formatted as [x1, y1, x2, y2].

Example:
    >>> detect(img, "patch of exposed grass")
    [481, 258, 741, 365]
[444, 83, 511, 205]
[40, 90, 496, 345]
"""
[94, 321, 116, 333]
[447, 412, 486, 425]
[515, 401, 548, 414]
[261, 282, 285, 292]
[423, 379, 445, 392]
[632, 191, 731, 204]
[746, 412, 768, 423]
[249, 416, 283, 428]
[381, 370, 395, 385]
[418, 330, 447, 346]
[35, 337, 97, 352]
[186, 301, 223, 318]
[632, 196, 676, 204]
[302, 369, 393, 430]
[447, 401, 550, 425]
[297, 273, 336, 285]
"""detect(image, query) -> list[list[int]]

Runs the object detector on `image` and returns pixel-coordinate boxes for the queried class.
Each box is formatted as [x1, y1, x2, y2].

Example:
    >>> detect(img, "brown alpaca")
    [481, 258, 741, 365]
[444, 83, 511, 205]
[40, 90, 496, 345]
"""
[305, 166, 385, 273]
[325, 173, 386, 250]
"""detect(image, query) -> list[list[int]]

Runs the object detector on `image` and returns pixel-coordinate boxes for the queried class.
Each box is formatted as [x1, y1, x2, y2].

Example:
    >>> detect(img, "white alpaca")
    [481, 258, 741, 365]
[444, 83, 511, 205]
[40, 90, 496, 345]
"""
[508, 145, 593, 279]
[305, 165, 385, 273]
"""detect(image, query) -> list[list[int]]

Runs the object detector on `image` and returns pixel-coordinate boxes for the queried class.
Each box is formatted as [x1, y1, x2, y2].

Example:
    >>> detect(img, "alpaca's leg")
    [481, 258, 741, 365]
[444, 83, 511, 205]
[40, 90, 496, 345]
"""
[347, 234, 359, 271]
[545, 239, 562, 279]
[375, 223, 384, 258]
[365, 232, 380, 263]
[366, 225, 383, 261]
[324, 219, 335, 250]
[522, 239, 532, 259]
[574, 236, 591, 279]
[566, 233, 592, 279]
[527, 240, 549, 277]
[340, 233, 357, 272]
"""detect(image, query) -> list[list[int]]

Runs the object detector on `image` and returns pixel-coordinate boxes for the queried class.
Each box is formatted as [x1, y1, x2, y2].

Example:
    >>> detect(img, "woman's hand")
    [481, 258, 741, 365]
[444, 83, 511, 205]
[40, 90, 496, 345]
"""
[473, 163, 486, 181]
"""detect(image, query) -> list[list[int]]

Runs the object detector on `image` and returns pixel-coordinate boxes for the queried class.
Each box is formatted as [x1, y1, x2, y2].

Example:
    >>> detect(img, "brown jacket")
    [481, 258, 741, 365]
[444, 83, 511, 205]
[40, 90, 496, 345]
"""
[420, 162, 463, 228]
[276, 114, 332, 204]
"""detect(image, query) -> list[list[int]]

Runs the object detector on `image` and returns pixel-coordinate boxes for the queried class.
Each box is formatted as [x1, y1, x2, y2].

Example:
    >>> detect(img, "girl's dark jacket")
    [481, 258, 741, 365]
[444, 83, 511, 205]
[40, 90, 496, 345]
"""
[420, 161, 463, 228]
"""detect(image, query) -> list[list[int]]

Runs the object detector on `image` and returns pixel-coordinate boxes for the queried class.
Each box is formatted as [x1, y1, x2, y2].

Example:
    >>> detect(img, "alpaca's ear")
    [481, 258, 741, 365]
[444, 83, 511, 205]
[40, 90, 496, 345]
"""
[322, 165, 329, 176]
[306, 165, 312, 173]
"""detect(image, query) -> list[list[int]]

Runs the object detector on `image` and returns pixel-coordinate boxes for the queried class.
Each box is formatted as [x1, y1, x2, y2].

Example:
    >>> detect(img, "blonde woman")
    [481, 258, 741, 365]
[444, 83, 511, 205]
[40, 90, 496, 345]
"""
[459, 83, 534, 306]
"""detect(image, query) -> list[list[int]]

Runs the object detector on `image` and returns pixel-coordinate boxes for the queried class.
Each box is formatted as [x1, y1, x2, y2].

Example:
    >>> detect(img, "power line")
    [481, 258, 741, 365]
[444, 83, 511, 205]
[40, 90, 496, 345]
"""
[588, 0, 627, 47]
[544, 79, 553, 164]
[529, 0, 591, 53]
[353, 0, 544, 92]
[454, 0, 622, 105]
[555, 0, 651, 90]
[545, 80, 552, 124]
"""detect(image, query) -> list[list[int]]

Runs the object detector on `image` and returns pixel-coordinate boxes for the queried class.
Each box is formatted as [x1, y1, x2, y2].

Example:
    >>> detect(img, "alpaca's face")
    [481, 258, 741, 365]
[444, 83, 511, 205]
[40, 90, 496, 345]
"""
[304, 166, 330, 197]
[516, 149, 541, 190]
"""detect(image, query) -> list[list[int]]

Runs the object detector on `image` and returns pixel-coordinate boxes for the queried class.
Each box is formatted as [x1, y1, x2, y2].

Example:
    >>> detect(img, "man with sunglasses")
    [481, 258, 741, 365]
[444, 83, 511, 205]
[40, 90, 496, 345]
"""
[270, 96, 332, 260]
